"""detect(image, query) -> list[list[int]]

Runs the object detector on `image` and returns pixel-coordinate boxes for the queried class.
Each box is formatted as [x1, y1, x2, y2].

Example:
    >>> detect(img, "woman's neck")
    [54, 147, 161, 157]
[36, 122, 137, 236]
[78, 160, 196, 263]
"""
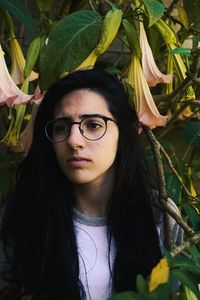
[73, 166, 115, 217]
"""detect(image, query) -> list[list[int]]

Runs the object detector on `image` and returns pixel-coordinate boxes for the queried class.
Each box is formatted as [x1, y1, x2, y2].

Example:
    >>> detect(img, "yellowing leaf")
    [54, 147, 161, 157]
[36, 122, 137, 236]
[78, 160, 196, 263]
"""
[149, 258, 169, 292]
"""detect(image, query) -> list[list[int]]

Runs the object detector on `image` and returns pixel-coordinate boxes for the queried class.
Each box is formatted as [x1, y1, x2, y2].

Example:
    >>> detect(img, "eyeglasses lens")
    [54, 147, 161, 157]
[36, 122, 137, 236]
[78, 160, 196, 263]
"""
[81, 117, 106, 140]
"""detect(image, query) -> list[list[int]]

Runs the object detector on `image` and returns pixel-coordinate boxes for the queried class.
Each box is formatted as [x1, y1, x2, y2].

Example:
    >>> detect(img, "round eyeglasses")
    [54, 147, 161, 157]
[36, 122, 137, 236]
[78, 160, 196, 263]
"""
[45, 114, 117, 143]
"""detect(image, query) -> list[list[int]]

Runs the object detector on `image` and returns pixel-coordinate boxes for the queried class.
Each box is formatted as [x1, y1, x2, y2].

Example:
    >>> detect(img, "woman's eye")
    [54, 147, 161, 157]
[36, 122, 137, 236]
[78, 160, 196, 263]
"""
[85, 121, 102, 130]
[53, 123, 67, 133]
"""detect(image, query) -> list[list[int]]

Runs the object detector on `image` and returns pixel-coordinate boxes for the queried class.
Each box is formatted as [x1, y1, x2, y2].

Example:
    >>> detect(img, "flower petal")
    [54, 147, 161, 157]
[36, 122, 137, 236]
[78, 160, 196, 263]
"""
[127, 55, 168, 129]
[0, 44, 33, 106]
[140, 22, 172, 87]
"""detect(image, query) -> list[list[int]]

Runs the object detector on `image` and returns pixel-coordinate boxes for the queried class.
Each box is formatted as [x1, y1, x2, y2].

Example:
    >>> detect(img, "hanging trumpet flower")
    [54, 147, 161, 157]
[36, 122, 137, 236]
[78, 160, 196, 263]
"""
[139, 22, 172, 87]
[0, 44, 32, 106]
[127, 55, 168, 129]
[1, 76, 30, 147]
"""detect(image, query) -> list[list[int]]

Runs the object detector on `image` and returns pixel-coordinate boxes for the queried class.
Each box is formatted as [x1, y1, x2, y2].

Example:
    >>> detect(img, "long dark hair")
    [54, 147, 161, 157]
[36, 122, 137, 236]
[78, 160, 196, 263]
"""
[1, 69, 162, 299]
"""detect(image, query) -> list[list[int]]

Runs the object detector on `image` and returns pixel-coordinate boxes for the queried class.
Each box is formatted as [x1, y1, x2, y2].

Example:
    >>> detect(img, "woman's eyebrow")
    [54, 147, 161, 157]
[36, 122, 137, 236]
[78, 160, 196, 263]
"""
[80, 113, 106, 118]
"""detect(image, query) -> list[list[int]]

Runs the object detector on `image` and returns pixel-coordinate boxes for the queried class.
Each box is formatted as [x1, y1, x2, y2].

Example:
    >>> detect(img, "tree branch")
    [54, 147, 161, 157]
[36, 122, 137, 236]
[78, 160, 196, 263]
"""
[144, 127, 173, 250]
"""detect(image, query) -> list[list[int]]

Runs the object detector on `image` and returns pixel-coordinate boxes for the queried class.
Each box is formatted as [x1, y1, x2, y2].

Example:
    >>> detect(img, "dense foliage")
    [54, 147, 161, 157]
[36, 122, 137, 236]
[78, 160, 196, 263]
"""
[0, 0, 200, 299]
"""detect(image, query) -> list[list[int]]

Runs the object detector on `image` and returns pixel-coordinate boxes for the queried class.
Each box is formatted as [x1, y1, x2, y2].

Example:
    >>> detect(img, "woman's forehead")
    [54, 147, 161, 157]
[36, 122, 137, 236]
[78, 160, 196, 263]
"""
[54, 89, 111, 118]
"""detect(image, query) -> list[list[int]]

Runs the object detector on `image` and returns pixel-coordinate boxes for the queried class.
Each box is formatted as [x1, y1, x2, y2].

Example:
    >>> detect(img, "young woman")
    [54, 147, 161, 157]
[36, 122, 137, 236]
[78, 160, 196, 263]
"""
[0, 69, 182, 300]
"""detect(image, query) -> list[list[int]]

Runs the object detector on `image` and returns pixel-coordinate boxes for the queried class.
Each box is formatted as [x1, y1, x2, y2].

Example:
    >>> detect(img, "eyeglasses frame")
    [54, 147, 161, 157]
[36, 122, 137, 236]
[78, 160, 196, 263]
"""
[45, 114, 117, 143]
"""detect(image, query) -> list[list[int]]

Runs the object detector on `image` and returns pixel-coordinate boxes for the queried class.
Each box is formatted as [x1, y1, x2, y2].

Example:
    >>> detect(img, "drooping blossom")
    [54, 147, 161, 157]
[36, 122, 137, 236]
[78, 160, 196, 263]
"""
[127, 55, 168, 129]
[140, 22, 172, 87]
[10, 37, 38, 85]
[0, 44, 33, 106]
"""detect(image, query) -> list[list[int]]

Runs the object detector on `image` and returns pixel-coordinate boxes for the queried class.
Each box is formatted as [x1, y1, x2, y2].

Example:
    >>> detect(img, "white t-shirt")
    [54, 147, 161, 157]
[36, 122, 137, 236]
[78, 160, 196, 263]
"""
[73, 209, 115, 300]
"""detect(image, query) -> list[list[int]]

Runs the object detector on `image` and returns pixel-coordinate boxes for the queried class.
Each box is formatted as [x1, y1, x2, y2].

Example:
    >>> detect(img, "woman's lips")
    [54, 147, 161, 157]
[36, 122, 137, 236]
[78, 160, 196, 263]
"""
[67, 157, 91, 167]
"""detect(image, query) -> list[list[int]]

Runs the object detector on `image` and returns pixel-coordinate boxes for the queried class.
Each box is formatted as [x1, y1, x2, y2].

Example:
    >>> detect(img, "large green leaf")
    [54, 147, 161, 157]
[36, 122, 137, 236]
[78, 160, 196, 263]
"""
[0, 0, 38, 35]
[40, 10, 102, 90]
[181, 121, 200, 147]
[142, 0, 165, 27]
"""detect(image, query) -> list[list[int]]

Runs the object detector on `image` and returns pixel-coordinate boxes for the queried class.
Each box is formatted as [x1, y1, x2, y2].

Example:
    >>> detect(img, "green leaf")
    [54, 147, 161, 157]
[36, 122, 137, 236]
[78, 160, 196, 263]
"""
[122, 18, 141, 58]
[172, 255, 200, 276]
[165, 173, 182, 205]
[142, 0, 165, 27]
[171, 269, 200, 298]
[167, 47, 191, 57]
[181, 121, 200, 147]
[136, 274, 148, 294]
[183, 286, 198, 300]
[0, 0, 38, 35]
[188, 246, 200, 265]
[108, 291, 140, 300]
[40, 10, 102, 90]
[183, 203, 200, 231]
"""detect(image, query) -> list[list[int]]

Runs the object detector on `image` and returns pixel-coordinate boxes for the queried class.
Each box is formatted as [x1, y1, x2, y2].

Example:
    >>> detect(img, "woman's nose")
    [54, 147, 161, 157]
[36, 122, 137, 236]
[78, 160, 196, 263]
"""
[66, 124, 85, 148]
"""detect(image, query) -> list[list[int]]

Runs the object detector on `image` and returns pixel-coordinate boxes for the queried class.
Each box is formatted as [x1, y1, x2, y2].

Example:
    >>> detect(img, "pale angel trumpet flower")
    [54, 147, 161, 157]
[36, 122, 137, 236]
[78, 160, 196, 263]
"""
[0, 45, 33, 106]
[10, 37, 38, 85]
[140, 22, 172, 87]
[127, 55, 168, 129]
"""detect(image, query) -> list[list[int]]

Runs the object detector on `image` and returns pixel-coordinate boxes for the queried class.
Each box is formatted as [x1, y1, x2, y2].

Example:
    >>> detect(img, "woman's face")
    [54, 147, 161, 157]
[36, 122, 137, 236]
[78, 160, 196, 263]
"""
[52, 89, 119, 186]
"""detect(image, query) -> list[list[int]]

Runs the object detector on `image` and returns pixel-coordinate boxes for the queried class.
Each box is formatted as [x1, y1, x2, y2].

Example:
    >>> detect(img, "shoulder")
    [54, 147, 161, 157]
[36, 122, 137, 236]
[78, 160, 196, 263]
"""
[149, 189, 184, 248]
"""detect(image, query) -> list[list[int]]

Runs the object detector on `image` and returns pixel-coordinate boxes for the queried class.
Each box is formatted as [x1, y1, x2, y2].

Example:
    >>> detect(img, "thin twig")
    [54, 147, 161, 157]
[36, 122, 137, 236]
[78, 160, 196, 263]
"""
[171, 233, 200, 257]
